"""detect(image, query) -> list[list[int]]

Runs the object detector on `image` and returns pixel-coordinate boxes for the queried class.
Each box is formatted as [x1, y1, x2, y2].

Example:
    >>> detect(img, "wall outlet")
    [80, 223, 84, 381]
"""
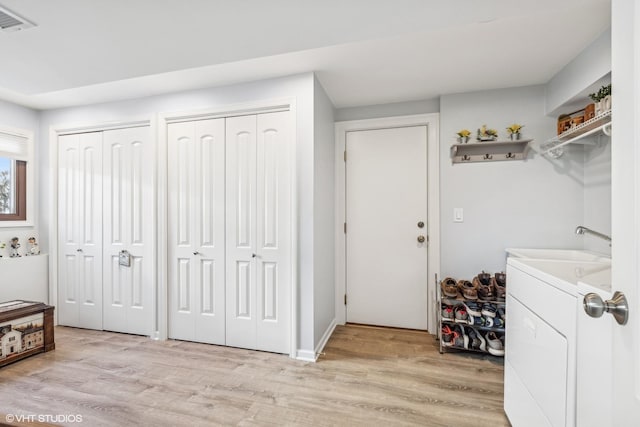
[454, 208, 464, 222]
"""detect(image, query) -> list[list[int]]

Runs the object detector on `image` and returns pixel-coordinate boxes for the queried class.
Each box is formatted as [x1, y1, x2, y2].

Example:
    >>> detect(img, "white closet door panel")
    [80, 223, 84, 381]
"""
[168, 119, 226, 344]
[102, 126, 154, 336]
[255, 112, 291, 354]
[57, 132, 103, 330]
[226, 115, 258, 350]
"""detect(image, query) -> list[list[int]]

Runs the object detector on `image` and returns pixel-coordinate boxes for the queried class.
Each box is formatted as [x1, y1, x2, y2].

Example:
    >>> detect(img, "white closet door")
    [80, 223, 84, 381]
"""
[255, 112, 291, 354]
[168, 119, 226, 344]
[102, 126, 154, 336]
[57, 132, 103, 330]
[225, 115, 258, 350]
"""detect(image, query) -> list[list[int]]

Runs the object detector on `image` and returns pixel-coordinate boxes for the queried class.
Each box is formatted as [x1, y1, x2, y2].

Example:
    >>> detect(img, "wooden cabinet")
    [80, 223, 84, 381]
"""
[0, 300, 54, 368]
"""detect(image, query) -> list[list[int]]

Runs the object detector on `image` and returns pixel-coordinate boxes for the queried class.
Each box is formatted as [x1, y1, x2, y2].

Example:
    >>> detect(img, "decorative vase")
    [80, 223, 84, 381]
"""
[459, 136, 469, 144]
[510, 133, 521, 141]
[603, 95, 612, 112]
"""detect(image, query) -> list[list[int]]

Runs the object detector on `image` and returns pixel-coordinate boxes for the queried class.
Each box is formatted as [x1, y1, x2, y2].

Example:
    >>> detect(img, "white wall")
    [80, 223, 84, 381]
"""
[38, 73, 319, 355]
[312, 76, 336, 350]
[440, 85, 585, 279]
[545, 29, 611, 116]
[335, 98, 439, 122]
[0, 98, 43, 291]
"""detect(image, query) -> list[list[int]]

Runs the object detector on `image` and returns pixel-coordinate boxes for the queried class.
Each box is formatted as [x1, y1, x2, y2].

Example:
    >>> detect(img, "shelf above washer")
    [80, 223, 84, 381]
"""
[540, 110, 611, 158]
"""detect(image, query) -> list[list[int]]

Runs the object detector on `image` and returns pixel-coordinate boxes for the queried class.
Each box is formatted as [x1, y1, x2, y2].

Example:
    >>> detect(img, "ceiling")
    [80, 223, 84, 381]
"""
[0, 0, 611, 110]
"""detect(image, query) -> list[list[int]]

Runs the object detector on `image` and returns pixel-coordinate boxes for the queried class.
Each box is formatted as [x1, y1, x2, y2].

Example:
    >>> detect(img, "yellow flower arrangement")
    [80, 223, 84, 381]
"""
[506, 124, 524, 134]
[457, 129, 471, 138]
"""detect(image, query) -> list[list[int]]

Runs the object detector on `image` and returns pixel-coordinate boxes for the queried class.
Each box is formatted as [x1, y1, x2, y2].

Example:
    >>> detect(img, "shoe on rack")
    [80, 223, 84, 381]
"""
[453, 324, 468, 349]
[457, 280, 478, 300]
[494, 272, 507, 301]
[441, 325, 455, 346]
[441, 303, 454, 320]
[463, 300, 482, 317]
[466, 326, 486, 351]
[477, 271, 492, 286]
[485, 331, 505, 356]
[467, 314, 486, 327]
[454, 305, 468, 323]
[441, 277, 459, 298]
[474, 275, 495, 301]
[481, 303, 497, 318]
[497, 307, 506, 323]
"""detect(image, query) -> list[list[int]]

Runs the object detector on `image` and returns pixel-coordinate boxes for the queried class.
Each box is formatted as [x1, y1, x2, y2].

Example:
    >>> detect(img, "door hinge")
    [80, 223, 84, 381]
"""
[344, 150, 347, 162]
[344, 294, 347, 305]
[344, 222, 347, 234]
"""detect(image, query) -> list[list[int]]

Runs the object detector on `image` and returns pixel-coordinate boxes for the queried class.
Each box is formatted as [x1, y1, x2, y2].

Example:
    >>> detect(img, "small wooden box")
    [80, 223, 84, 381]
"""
[557, 116, 572, 135]
[0, 300, 55, 368]
[585, 103, 596, 121]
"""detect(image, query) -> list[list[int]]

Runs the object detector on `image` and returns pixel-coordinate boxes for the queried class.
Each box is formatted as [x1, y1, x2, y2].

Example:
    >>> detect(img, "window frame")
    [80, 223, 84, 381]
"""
[0, 125, 34, 227]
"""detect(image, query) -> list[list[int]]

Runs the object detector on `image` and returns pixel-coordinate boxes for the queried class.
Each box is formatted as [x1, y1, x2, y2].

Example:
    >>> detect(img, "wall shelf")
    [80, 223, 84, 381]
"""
[540, 110, 611, 158]
[450, 139, 532, 164]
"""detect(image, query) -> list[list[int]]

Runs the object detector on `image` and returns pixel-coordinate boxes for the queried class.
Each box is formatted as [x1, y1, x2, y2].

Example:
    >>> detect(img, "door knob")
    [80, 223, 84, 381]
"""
[76, 249, 83, 253]
[583, 291, 629, 325]
[417, 221, 425, 228]
[417, 235, 426, 243]
[193, 251, 201, 256]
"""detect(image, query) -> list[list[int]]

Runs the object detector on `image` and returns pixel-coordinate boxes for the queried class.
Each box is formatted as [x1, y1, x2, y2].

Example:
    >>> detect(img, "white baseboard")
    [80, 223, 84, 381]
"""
[295, 318, 337, 363]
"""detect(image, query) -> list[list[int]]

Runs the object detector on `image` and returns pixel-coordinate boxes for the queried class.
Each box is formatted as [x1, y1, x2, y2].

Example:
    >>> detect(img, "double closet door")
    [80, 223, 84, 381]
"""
[168, 112, 291, 354]
[57, 126, 154, 336]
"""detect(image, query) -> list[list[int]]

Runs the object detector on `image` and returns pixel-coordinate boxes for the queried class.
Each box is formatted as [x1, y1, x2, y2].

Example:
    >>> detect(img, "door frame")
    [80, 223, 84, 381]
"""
[158, 97, 298, 357]
[334, 113, 440, 333]
[48, 117, 155, 329]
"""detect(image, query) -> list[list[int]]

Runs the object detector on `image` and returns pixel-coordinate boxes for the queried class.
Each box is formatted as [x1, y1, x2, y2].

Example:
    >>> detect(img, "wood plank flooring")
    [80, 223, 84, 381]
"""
[0, 325, 509, 426]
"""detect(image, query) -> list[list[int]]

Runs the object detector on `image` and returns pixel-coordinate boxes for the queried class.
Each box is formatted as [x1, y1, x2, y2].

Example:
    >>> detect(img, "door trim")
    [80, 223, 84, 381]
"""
[158, 97, 298, 358]
[48, 116, 155, 329]
[334, 114, 440, 333]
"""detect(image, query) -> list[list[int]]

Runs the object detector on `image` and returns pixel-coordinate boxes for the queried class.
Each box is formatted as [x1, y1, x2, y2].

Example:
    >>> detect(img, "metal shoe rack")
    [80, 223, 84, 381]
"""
[437, 276, 506, 357]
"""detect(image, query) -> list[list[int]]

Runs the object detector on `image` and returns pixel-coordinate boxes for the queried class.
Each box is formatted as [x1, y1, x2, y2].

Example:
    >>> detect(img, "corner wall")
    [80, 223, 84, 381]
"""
[440, 85, 585, 279]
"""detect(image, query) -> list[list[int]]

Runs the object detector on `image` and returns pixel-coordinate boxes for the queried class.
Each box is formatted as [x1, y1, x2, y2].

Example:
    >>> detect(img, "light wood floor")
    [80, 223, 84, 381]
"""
[0, 325, 509, 426]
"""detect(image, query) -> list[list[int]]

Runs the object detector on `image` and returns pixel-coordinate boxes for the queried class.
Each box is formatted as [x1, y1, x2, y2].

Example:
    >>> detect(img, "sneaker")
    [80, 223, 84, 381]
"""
[495, 272, 507, 301]
[441, 277, 458, 297]
[477, 271, 492, 286]
[441, 303, 454, 320]
[457, 280, 478, 300]
[454, 305, 468, 323]
[466, 326, 486, 351]
[481, 303, 497, 318]
[453, 325, 468, 348]
[490, 317, 505, 328]
[463, 301, 482, 317]
[441, 325, 455, 346]
[486, 331, 505, 356]
[497, 307, 506, 322]
[467, 314, 486, 327]
[474, 275, 495, 301]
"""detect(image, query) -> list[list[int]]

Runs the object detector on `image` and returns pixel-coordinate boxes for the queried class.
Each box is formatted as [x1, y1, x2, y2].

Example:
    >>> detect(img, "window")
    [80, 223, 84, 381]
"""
[0, 157, 26, 220]
[0, 126, 33, 225]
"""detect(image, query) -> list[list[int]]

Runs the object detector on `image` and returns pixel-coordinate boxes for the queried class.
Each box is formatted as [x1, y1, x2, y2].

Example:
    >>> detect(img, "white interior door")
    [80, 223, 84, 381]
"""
[255, 112, 291, 353]
[225, 112, 291, 353]
[57, 132, 103, 330]
[168, 119, 226, 345]
[346, 126, 428, 330]
[102, 126, 154, 336]
[225, 115, 258, 350]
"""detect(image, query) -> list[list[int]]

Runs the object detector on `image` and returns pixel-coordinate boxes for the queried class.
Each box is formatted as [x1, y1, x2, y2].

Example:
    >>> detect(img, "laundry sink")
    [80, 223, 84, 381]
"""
[506, 248, 611, 263]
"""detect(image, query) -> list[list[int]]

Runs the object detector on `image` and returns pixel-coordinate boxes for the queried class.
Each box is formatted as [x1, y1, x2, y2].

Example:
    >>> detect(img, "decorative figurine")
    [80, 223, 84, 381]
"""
[26, 237, 40, 256]
[10, 237, 20, 257]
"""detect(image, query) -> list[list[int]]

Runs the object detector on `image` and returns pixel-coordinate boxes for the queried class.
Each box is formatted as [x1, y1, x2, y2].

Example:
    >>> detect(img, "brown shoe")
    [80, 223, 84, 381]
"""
[474, 275, 495, 301]
[457, 279, 478, 300]
[441, 277, 458, 297]
[494, 272, 506, 301]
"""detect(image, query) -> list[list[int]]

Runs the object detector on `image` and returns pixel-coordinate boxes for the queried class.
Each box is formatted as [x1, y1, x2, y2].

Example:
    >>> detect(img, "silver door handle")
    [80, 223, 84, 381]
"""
[583, 291, 629, 325]
[193, 251, 201, 256]
[76, 249, 83, 253]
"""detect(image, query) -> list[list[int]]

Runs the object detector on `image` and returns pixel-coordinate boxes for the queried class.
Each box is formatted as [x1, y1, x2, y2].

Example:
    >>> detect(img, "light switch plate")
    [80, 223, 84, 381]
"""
[454, 208, 464, 222]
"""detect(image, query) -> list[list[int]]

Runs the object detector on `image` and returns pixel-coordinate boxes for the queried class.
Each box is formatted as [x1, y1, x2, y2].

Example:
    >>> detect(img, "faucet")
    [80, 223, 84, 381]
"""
[575, 225, 612, 243]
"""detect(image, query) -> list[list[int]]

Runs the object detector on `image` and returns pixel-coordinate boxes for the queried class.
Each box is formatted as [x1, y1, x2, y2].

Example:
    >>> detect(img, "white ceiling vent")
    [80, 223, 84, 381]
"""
[0, 5, 35, 32]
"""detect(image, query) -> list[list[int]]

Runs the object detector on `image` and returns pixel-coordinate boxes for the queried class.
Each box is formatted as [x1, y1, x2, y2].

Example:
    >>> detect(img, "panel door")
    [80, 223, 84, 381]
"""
[102, 126, 154, 336]
[346, 126, 428, 329]
[225, 115, 258, 350]
[57, 132, 103, 330]
[255, 112, 291, 353]
[168, 119, 226, 344]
